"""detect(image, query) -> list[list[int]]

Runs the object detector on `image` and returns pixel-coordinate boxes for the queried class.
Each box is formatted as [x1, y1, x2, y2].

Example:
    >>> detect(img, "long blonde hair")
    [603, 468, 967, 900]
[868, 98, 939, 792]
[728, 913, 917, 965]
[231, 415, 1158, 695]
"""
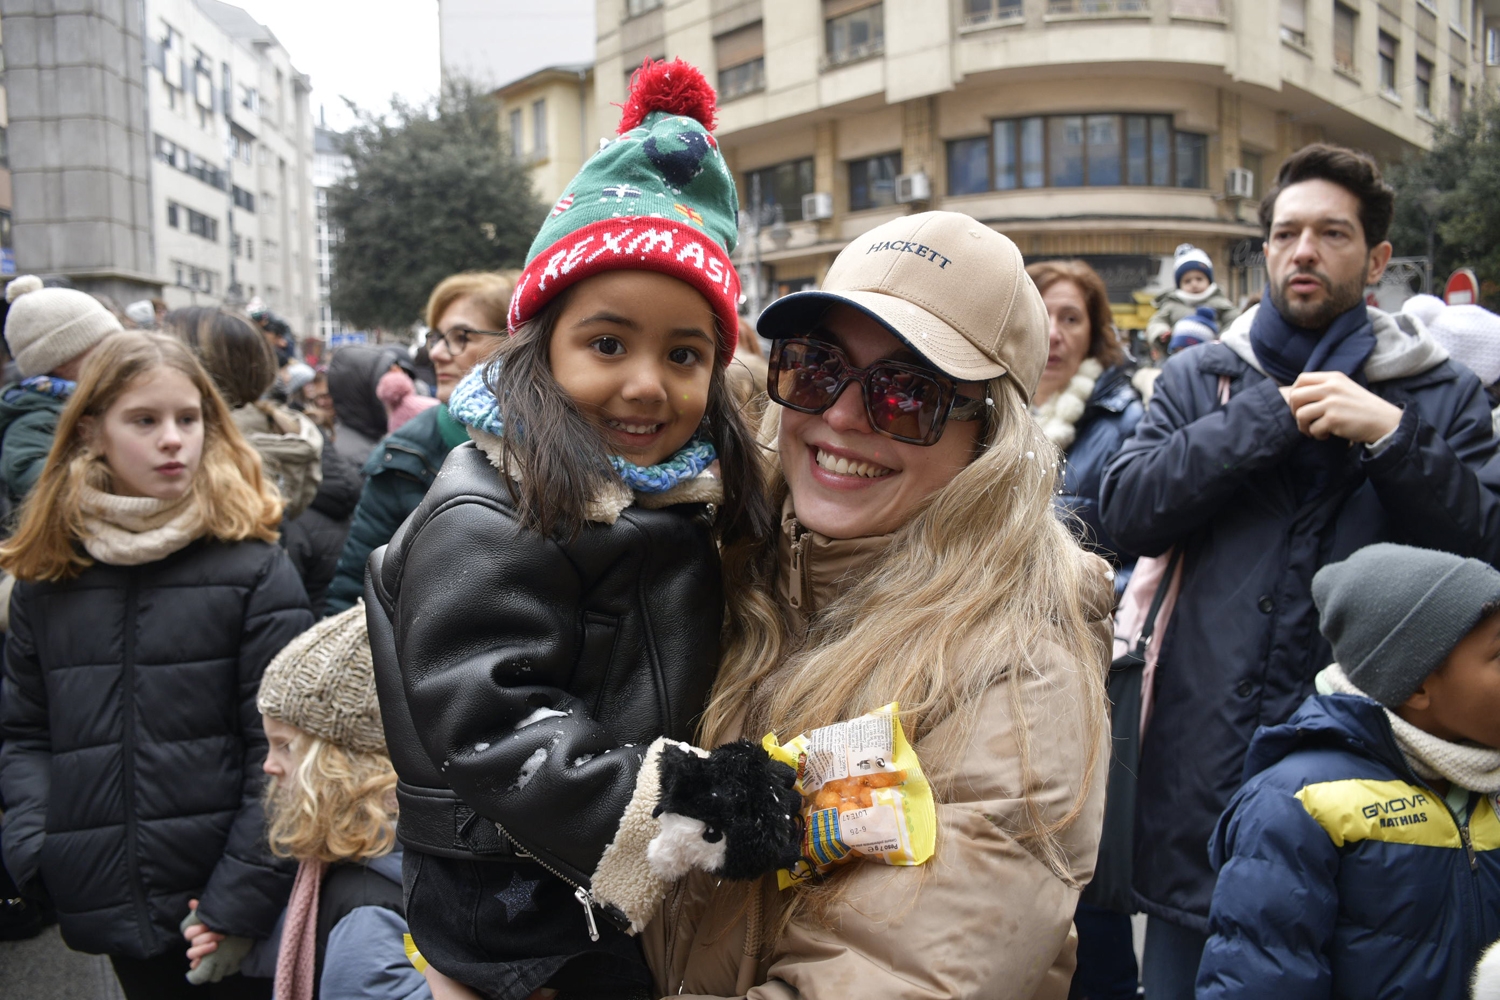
[702, 375, 1110, 909]
[0, 331, 283, 581]
[264, 729, 398, 863]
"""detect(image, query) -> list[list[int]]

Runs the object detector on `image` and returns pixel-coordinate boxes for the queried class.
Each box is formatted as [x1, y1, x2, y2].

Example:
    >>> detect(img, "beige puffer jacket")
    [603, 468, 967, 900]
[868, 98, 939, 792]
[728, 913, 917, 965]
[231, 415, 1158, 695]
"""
[229, 402, 323, 521]
[594, 509, 1112, 1000]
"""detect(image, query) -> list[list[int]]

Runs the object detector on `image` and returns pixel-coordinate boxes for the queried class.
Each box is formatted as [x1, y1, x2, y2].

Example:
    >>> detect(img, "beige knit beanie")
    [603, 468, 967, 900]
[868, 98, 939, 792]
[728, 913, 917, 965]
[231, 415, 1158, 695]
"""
[257, 602, 386, 754]
[3, 275, 124, 378]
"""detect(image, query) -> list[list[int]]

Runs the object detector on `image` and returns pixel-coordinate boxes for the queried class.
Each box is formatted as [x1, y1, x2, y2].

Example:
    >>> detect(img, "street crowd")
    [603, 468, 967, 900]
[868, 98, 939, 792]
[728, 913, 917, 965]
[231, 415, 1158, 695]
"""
[4, 57, 1500, 1000]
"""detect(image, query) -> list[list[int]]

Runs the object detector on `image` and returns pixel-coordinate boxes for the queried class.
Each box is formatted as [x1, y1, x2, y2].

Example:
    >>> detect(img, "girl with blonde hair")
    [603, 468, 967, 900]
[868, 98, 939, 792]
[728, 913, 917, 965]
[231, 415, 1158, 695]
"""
[255, 603, 433, 1000]
[0, 331, 314, 999]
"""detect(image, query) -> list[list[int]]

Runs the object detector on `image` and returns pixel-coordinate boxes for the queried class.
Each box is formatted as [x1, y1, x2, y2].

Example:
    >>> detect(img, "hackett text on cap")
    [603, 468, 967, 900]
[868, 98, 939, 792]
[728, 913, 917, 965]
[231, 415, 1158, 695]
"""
[865, 240, 952, 269]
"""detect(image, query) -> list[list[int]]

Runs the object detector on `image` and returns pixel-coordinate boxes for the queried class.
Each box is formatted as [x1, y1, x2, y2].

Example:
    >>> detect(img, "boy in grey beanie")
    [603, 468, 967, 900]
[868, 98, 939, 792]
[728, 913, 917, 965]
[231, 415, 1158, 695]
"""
[0, 275, 123, 503]
[1197, 542, 1500, 999]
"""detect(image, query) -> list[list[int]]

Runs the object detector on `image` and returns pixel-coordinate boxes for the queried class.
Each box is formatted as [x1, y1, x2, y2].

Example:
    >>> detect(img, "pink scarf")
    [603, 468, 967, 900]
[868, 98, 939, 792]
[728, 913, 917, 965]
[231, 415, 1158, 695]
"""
[275, 858, 329, 1000]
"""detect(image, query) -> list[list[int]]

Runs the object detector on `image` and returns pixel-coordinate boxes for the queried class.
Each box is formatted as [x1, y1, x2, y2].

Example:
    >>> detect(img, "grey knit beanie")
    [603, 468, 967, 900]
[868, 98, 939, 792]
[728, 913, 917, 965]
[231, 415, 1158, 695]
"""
[3, 275, 124, 378]
[1312, 543, 1500, 706]
[256, 601, 385, 754]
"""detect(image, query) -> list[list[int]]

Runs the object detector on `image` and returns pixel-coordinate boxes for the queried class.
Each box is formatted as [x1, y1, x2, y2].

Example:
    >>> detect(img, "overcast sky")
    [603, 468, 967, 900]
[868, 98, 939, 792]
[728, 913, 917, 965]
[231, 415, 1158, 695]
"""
[234, 0, 443, 132]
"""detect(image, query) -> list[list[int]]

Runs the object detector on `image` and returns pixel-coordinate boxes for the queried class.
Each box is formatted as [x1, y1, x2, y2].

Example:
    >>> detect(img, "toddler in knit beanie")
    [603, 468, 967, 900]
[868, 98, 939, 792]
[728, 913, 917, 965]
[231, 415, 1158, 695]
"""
[1173, 243, 1214, 293]
[375, 367, 438, 433]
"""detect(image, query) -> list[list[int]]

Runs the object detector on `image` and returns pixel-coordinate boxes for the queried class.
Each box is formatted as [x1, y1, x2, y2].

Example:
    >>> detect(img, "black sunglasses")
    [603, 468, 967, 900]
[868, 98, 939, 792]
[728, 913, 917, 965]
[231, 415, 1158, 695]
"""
[425, 325, 504, 357]
[767, 338, 989, 446]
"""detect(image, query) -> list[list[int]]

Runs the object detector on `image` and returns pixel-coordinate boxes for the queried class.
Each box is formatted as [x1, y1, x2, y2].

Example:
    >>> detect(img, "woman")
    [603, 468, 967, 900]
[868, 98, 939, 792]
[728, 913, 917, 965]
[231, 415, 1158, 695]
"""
[1027, 260, 1144, 588]
[324, 271, 514, 614]
[579, 212, 1111, 998]
[168, 306, 361, 614]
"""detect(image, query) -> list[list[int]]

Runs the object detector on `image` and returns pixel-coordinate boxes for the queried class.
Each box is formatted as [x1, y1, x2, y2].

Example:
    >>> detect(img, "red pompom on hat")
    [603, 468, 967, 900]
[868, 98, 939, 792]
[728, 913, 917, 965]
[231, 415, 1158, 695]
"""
[510, 58, 742, 363]
[617, 58, 719, 134]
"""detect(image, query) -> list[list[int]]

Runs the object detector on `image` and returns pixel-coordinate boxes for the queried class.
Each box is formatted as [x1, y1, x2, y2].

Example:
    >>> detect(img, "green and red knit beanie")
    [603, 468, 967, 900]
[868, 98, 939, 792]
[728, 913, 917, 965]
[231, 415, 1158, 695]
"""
[508, 58, 742, 363]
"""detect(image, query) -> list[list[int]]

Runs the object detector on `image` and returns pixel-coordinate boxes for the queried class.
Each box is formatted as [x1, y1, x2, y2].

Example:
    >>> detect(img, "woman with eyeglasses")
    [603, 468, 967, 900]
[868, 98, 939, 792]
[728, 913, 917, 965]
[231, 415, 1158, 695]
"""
[549, 212, 1112, 1000]
[323, 271, 515, 614]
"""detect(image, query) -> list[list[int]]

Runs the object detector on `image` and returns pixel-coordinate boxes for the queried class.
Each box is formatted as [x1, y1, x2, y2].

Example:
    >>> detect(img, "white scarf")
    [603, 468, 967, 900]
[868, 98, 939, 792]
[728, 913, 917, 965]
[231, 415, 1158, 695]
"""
[79, 485, 204, 566]
[1172, 282, 1222, 306]
[1033, 357, 1102, 450]
[1317, 664, 1500, 794]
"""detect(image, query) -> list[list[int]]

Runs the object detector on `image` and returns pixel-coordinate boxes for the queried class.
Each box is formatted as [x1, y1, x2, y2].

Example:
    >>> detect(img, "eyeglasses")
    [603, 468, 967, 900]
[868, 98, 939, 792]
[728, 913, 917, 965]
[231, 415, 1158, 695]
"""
[425, 325, 504, 357]
[767, 338, 989, 446]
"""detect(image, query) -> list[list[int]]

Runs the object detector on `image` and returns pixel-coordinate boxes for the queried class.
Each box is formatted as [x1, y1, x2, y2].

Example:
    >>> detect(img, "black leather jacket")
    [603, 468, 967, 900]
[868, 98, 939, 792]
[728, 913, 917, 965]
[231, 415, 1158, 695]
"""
[366, 443, 723, 891]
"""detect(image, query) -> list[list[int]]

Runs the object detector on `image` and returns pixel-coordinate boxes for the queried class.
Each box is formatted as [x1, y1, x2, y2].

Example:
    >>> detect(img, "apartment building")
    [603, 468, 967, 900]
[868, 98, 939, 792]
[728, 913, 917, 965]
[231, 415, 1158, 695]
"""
[313, 123, 351, 343]
[494, 64, 597, 205]
[0, 18, 11, 279]
[147, 0, 316, 332]
[592, 0, 1494, 319]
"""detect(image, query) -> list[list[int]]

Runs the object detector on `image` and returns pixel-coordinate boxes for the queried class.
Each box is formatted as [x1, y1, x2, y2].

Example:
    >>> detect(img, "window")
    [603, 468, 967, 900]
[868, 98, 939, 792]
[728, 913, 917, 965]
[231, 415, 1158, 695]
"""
[825, 1, 884, 66]
[1046, 0, 1147, 11]
[962, 0, 1023, 26]
[745, 158, 816, 221]
[1489, 27, 1500, 65]
[233, 186, 256, 211]
[1281, 0, 1307, 45]
[1416, 55, 1433, 109]
[994, 117, 1044, 189]
[1175, 132, 1207, 188]
[1333, 3, 1357, 72]
[716, 22, 765, 99]
[1048, 116, 1084, 187]
[1451, 0, 1465, 28]
[951, 113, 1199, 193]
[172, 261, 217, 294]
[1379, 31, 1398, 93]
[509, 109, 523, 158]
[1449, 76, 1464, 121]
[239, 84, 258, 112]
[167, 202, 180, 228]
[0, 126, 8, 169]
[848, 152, 901, 211]
[1171, 0, 1225, 14]
[626, 0, 662, 15]
[947, 138, 991, 195]
[186, 207, 218, 242]
[532, 99, 547, 157]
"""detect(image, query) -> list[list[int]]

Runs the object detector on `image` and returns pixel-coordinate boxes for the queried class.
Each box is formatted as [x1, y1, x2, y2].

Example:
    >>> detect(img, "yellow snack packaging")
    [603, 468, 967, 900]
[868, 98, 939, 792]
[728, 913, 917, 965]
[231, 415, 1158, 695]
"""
[762, 702, 936, 889]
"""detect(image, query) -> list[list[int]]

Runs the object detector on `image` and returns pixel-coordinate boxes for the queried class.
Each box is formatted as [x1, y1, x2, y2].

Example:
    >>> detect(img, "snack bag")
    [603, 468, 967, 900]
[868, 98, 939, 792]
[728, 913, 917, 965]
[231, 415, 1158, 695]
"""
[762, 702, 936, 889]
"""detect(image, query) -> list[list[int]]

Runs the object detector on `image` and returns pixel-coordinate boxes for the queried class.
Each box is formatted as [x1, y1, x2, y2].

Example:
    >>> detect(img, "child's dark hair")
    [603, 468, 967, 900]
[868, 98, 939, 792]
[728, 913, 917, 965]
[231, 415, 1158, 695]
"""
[485, 289, 774, 550]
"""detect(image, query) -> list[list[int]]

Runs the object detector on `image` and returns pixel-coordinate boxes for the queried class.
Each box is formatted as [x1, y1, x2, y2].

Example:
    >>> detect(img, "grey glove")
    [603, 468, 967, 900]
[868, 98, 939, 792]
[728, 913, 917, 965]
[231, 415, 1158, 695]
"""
[179, 909, 254, 985]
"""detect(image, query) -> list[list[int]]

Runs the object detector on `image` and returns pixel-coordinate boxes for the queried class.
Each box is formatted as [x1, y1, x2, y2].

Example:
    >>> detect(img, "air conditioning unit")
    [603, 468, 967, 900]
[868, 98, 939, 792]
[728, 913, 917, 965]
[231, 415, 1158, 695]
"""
[895, 172, 931, 204]
[1225, 167, 1255, 200]
[801, 191, 834, 221]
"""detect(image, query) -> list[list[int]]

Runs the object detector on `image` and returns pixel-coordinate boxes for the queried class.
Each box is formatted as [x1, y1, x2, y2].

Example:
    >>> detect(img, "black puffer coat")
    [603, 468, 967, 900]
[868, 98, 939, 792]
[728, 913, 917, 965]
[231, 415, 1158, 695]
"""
[0, 539, 313, 958]
[283, 444, 363, 616]
[366, 442, 722, 893]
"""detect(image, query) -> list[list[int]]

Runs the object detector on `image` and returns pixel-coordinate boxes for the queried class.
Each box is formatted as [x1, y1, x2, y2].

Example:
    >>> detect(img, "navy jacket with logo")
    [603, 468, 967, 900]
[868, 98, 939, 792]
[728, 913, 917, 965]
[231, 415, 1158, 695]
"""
[1198, 693, 1500, 999]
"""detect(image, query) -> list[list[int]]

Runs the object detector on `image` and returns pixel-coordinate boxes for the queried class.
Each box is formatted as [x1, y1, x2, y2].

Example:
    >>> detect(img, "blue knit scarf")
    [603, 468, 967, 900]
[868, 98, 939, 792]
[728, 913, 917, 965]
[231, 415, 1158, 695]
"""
[1249, 292, 1376, 385]
[7, 375, 78, 402]
[446, 366, 716, 494]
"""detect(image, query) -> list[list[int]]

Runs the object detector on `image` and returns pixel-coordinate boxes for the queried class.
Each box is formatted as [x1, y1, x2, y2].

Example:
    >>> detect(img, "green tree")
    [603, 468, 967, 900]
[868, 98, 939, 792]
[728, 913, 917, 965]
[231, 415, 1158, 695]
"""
[329, 81, 543, 330]
[1387, 93, 1500, 310]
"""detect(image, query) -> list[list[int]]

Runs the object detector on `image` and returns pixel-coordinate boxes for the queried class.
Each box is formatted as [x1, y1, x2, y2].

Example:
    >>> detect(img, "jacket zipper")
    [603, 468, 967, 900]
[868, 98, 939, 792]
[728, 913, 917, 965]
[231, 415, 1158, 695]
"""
[498, 818, 601, 941]
[120, 571, 152, 953]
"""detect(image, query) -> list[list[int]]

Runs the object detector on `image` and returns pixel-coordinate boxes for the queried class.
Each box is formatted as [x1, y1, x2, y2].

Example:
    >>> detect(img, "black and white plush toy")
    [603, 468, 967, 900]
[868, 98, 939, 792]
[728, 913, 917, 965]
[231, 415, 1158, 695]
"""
[648, 740, 804, 881]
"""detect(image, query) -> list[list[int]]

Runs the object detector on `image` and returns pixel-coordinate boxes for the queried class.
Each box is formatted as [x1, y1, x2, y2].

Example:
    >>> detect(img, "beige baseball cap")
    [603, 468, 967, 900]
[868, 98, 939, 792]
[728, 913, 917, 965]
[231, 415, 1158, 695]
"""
[757, 211, 1049, 400]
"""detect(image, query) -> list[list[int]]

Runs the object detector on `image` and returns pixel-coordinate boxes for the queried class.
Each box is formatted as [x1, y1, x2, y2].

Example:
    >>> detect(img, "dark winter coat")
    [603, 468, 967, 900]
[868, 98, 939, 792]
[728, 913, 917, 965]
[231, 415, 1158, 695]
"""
[325, 404, 467, 615]
[327, 345, 411, 470]
[1199, 694, 1500, 999]
[283, 443, 363, 617]
[1098, 306, 1500, 930]
[365, 440, 723, 901]
[0, 539, 314, 957]
[0, 384, 64, 505]
[1054, 362, 1143, 576]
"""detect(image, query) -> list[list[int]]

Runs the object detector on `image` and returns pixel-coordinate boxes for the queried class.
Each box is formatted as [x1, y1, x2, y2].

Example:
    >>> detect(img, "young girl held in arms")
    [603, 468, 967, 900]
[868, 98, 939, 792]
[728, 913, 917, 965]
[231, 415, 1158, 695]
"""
[365, 59, 784, 1000]
[0, 331, 314, 999]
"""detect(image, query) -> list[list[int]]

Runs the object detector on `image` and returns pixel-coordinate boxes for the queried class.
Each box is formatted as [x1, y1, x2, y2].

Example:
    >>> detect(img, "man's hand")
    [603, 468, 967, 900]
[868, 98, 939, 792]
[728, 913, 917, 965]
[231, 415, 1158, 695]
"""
[1282, 371, 1402, 444]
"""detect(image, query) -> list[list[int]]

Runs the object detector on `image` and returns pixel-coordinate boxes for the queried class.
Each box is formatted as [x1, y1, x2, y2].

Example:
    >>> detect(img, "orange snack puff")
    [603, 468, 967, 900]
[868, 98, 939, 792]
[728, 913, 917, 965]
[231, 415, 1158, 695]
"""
[762, 703, 936, 889]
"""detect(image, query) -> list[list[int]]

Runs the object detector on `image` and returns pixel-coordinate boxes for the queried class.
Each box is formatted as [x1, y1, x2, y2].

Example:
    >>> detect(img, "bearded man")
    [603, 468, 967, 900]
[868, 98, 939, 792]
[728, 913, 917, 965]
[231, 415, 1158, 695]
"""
[1099, 143, 1500, 1000]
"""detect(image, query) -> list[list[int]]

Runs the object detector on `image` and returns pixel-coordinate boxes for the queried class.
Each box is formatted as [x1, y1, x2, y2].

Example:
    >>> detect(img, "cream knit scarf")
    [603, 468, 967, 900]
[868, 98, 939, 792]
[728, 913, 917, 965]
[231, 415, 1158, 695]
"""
[1033, 358, 1102, 450]
[78, 485, 205, 566]
[1317, 664, 1500, 794]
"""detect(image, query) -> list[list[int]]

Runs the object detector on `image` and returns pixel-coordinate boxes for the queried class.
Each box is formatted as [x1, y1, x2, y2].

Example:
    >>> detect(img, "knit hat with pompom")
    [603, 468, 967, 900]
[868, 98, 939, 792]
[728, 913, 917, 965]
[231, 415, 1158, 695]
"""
[3, 275, 124, 378]
[508, 58, 742, 363]
[256, 602, 385, 754]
